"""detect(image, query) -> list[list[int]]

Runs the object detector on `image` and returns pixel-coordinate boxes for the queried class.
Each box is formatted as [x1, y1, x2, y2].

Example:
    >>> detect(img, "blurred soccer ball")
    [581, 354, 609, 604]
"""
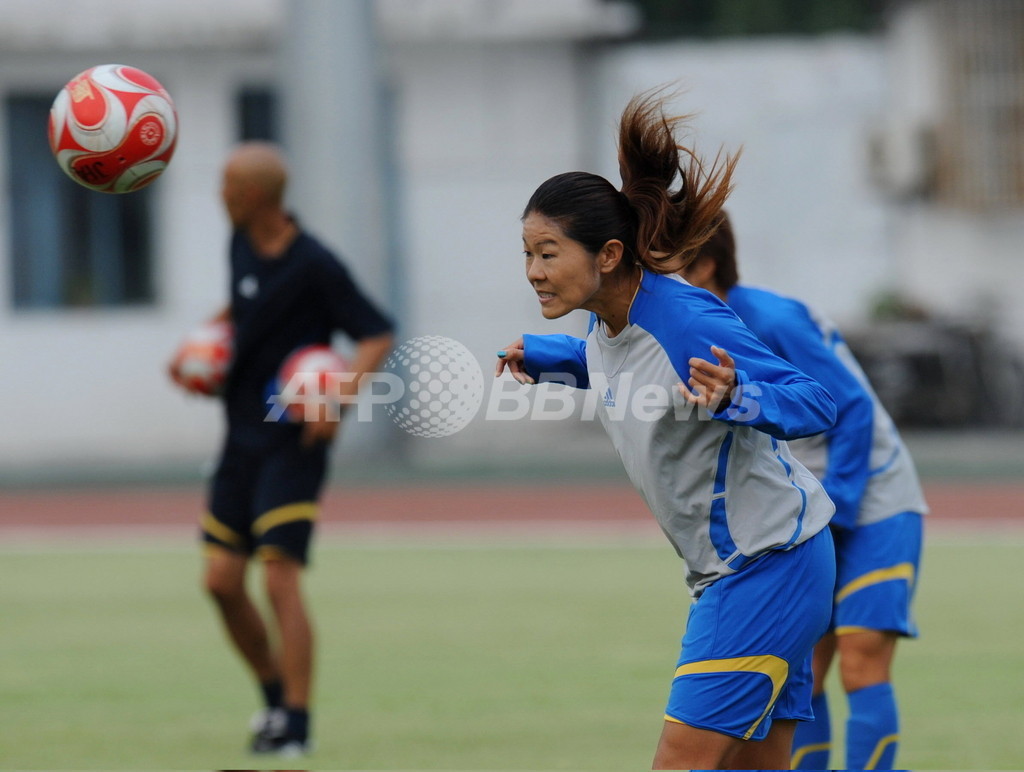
[48, 64, 178, 193]
[171, 321, 233, 397]
[276, 345, 351, 422]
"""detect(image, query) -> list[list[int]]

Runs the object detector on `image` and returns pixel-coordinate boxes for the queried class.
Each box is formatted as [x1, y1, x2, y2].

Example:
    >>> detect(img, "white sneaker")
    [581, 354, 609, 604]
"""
[274, 738, 313, 758]
[249, 707, 287, 753]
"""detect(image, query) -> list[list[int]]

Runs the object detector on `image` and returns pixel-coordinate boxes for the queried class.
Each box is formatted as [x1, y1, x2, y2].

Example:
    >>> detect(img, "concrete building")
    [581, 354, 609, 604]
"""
[0, 0, 1019, 482]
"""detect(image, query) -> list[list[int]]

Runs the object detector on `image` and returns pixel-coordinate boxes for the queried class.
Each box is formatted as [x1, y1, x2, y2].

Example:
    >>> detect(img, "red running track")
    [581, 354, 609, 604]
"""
[0, 481, 1019, 533]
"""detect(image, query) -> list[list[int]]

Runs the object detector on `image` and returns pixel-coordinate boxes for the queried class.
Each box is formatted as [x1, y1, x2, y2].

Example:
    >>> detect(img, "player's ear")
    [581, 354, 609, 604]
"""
[596, 239, 625, 274]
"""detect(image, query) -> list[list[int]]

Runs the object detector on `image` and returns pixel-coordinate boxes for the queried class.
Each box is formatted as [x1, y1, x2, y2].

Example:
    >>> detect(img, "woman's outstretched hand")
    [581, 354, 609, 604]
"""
[495, 338, 536, 385]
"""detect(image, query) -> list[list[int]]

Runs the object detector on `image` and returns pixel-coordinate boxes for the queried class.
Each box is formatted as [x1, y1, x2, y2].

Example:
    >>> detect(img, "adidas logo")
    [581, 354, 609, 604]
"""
[603, 387, 615, 407]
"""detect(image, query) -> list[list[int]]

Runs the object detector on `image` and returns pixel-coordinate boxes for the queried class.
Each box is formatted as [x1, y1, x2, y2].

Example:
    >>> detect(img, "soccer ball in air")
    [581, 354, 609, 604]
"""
[170, 321, 233, 397]
[48, 64, 178, 193]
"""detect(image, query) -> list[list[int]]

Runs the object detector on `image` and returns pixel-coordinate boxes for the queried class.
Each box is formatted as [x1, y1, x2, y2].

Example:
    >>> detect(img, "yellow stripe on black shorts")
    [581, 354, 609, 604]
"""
[251, 501, 318, 537]
[201, 511, 246, 549]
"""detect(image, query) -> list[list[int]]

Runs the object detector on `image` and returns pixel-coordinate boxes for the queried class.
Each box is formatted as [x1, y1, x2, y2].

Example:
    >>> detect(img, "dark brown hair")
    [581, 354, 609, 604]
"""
[523, 87, 738, 275]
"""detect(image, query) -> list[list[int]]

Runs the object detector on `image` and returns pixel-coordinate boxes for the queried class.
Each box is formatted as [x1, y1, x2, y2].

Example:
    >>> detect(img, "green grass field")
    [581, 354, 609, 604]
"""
[1, 533, 1022, 769]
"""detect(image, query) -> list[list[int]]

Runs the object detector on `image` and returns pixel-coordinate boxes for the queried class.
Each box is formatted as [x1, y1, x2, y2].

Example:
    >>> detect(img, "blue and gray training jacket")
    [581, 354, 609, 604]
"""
[522, 271, 837, 597]
[726, 285, 927, 529]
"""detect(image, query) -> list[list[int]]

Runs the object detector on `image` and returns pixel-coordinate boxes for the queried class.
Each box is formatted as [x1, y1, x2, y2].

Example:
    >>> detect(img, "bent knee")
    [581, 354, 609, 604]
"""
[837, 631, 898, 690]
[203, 553, 248, 602]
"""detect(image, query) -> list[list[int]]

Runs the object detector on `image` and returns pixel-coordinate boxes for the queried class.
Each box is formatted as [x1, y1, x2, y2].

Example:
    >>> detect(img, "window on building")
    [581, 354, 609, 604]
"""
[237, 86, 278, 142]
[6, 94, 154, 310]
[935, 0, 1024, 207]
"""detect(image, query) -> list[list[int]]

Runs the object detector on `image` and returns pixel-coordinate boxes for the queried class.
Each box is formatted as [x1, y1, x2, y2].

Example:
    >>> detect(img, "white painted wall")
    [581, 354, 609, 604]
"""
[894, 206, 1024, 338]
[382, 40, 606, 460]
[392, 42, 592, 349]
[593, 37, 893, 326]
[6, 0, 1015, 478]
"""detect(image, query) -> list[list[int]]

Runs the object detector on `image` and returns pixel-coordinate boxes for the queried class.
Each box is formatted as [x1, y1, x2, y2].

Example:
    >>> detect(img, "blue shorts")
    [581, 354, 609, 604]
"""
[201, 433, 327, 565]
[666, 527, 835, 741]
[831, 511, 923, 637]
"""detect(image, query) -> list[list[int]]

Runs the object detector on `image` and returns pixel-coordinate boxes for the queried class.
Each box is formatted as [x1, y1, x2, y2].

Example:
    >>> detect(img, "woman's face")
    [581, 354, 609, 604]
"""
[521, 212, 603, 320]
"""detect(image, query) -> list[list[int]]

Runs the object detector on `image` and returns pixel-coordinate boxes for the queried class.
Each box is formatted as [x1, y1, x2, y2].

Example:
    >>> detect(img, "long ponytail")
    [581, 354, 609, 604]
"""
[618, 88, 738, 274]
[523, 88, 737, 275]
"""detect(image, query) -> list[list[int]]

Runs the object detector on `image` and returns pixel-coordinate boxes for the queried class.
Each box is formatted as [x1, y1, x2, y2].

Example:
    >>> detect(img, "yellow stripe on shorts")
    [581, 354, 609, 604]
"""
[252, 501, 318, 537]
[833, 625, 875, 636]
[256, 545, 296, 563]
[671, 654, 789, 740]
[201, 512, 245, 548]
[835, 562, 915, 604]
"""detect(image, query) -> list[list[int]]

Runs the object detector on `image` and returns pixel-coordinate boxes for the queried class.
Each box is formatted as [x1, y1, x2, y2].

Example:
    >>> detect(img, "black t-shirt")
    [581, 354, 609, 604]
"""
[224, 227, 393, 441]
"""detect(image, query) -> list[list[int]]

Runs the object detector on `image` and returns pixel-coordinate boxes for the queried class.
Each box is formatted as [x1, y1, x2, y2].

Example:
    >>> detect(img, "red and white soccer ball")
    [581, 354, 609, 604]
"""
[48, 64, 178, 193]
[276, 345, 351, 421]
[171, 321, 233, 397]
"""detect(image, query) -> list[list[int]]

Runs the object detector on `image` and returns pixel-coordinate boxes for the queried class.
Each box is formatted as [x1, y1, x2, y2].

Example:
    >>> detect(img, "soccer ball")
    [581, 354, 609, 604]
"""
[170, 321, 233, 397]
[275, 345, 351, 422]
[48, 63, 178, 193]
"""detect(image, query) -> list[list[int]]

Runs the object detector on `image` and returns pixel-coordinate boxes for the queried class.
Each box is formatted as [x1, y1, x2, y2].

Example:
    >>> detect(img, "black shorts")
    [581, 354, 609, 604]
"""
[201, 432, 328, 564]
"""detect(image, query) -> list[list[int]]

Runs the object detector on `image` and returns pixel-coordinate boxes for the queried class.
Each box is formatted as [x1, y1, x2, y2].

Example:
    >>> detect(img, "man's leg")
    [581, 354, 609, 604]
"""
[203, 547, 281, 685]
[250, 437, 324, 752]
[264, 556, 314, 749]
[839, 630, 900, 770]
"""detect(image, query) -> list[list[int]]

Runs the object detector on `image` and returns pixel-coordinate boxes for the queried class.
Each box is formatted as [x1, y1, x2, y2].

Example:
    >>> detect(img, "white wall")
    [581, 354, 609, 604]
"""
[894, 206, 1024, 338]
[382, 41, 606, 460]
[12, 3, 991, 478]
[594, 37, 893, 326]
[392, 42, 593, 345]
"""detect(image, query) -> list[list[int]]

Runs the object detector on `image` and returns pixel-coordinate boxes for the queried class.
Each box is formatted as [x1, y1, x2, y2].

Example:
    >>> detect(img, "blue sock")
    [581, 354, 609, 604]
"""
[846, 682, 899, 770]
[791, 691, 831, 769]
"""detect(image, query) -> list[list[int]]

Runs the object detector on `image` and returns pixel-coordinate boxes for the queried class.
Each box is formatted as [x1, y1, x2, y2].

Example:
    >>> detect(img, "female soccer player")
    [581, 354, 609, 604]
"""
[495, 90, 839, 769]
[681, 212, 927, 770]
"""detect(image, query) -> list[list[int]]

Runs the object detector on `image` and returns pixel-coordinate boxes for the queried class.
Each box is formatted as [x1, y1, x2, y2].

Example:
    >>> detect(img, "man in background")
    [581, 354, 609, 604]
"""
[171, 142, 394, 756]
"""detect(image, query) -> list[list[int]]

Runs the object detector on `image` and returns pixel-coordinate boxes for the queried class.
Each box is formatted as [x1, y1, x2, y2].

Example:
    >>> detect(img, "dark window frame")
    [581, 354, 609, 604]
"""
[6, 93, 156, 311]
